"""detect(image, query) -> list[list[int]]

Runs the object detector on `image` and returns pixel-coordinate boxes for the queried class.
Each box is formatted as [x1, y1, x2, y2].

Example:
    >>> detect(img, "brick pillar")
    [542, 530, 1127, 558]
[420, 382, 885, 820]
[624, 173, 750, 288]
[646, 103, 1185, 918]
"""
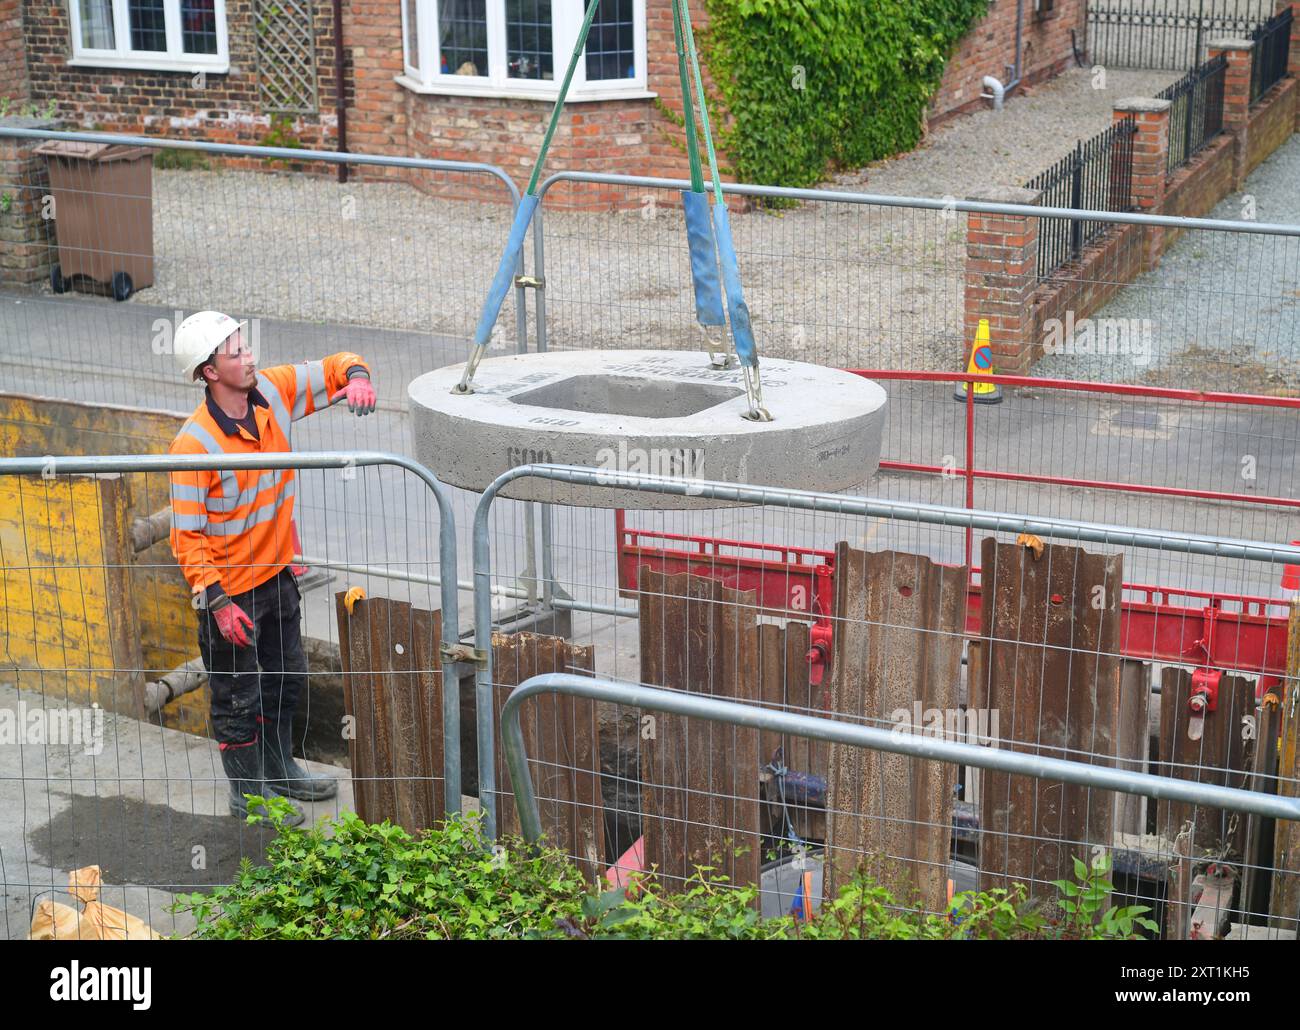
[1286, 1, 1300, 75]
[964, 186, 1041, 375]
[0, 117, 58, 289]
[1114, 97, 1171, 270]
[1208, 38, 1255, 189]
[1285, 1, 1300, 130]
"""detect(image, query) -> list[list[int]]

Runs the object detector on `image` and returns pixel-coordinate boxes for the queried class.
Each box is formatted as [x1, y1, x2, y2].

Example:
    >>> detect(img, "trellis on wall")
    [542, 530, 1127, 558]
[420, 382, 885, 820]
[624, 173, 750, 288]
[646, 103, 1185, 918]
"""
[254, 0, 320, 114]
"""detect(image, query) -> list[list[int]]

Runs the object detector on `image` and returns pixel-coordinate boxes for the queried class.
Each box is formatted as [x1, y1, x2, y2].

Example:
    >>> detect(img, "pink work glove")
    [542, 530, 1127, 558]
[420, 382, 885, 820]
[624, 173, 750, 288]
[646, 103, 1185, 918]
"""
[214, 602, 254, 647]
[332, 377, 377, 416]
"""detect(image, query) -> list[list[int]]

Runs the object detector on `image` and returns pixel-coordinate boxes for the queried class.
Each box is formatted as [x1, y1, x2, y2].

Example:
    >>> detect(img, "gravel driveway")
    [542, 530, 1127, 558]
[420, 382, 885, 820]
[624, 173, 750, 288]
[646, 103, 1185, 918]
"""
[829, 67, 1182, 198]
[117, 66, 1190, 375]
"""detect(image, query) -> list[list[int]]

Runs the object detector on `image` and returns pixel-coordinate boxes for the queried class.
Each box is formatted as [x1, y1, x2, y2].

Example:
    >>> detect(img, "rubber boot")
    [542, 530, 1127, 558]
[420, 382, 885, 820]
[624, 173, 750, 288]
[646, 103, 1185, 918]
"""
[220, 741, 306, 827]
[261, 718, 338, 801]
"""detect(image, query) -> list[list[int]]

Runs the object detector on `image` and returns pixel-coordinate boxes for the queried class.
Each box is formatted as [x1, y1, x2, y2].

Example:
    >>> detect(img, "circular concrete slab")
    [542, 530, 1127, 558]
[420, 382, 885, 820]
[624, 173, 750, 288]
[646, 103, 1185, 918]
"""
[409, 350, 888, 507]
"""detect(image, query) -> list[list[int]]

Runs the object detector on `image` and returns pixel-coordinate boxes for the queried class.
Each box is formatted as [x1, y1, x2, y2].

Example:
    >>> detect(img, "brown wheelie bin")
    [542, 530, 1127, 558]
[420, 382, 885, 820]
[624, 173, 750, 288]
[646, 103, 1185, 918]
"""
[35, 140, 154, 301]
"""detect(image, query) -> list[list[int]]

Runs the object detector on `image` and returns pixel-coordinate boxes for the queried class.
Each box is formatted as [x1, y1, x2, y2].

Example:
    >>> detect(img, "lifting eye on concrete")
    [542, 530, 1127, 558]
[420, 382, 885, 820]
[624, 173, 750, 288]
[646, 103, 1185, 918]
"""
[741, 365, 773, 423]
[452, 343, 487, 395]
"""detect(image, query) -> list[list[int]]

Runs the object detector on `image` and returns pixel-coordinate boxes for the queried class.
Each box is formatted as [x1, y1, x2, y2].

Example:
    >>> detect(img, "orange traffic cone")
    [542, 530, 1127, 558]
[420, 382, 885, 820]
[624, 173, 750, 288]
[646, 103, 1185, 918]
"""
[954, 319, 1002, 404]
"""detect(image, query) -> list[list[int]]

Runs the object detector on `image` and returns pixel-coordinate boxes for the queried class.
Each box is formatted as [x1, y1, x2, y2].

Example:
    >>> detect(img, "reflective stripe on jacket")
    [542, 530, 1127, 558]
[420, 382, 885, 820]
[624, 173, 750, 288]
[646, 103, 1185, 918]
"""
[168, 352, 369, 602]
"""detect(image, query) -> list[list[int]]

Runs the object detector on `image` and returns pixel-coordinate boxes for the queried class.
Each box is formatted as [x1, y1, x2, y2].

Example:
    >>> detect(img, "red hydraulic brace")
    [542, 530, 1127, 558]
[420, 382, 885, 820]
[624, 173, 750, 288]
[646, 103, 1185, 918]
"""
[805, 618, 834, 688]
[1188, 601, 1222, 716]
[1189, 668, 1222, 716]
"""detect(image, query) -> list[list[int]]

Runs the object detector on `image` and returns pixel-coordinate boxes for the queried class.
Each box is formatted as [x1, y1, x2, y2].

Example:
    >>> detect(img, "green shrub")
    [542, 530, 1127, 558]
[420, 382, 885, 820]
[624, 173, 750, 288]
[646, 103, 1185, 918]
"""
[260, 114, 306, 151]
[172, 799, 1153, 940]
[153, 148, 211, 171]
[699, 0, 989, 189]
[562, 868, 1044, 940]
[1050, 852, 1159, 940]
[559, 863, 786, 940]
[0, 97, 57, 120]
[172, 799, 590, 939]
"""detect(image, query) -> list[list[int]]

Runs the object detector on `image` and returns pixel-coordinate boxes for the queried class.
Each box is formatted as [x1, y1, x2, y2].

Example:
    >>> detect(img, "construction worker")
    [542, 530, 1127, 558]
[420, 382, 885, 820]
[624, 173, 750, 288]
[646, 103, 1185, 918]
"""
[167, 311, 377, 826]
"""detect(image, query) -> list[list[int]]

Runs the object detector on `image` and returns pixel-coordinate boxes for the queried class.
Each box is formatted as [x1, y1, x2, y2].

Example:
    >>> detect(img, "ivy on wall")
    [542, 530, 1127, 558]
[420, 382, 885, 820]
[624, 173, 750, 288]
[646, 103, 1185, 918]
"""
[699, 0, 990, 188]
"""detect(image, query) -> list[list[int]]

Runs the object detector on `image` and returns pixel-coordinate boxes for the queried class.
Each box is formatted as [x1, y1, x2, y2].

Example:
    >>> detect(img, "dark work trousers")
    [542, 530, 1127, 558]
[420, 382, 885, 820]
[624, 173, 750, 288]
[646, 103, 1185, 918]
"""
[197, 568, 307, 748]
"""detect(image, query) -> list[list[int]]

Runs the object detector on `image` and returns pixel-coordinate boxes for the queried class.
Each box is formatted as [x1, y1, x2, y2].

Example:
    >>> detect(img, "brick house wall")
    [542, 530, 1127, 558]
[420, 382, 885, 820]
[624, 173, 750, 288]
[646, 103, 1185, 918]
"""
[1, 0, 32, 103]
[342, 0, 402, 158]
[385, 0, 710, 207]
[361, 0, 1090, 199]
[929, 0, 1086, 126]
[6, 0, 1085, 203]
[20, 0, 340, 148]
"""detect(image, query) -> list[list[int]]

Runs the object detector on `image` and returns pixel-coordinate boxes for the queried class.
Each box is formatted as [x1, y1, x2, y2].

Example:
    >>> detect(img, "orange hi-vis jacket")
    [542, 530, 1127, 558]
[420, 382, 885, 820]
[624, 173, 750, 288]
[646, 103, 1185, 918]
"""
[168, 352, 370, 608]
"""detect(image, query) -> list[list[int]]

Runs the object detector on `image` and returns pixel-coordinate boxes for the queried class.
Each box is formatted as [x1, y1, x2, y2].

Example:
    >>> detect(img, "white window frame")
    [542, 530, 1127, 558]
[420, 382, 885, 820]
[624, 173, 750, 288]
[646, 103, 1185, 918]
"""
[398, 0, 651, 102]
[68, 0, 230, 73]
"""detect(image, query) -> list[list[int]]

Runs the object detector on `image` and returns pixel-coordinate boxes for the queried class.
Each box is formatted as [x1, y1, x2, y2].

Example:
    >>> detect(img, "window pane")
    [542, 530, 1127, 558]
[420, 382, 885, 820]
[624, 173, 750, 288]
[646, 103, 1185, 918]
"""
[79, 0, 116, 48]
[182, 0, 218, 55]
[506, 0, 551, 80]
[439, 0, 487, 76]
[585, 0, 634, 81]
[129, 0, 168, 51]
[406, 0, 420, 69]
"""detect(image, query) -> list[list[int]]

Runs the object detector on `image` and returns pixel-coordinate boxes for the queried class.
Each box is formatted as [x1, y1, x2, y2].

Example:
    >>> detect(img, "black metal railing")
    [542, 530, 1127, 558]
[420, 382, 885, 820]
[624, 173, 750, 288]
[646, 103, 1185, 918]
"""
[1250, 6, 1293, 102]
[1087, 0, 1275, 70]
[1024, 117, 1138, 281]
[1157, 53, 1227, 174]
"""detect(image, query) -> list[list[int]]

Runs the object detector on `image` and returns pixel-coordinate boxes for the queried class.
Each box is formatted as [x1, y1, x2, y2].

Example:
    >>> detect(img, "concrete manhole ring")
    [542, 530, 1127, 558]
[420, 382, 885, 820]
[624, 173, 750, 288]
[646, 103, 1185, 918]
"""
[409, 350, 888, 508]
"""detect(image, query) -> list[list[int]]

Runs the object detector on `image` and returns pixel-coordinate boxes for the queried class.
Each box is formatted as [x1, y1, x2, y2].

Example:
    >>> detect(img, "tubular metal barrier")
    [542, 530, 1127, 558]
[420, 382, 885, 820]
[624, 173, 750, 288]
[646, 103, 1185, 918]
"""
[501, 672, 1300, 844]
[0, 126, 527, 443]
[471, 463, 1300, 937]
[0, 449, 472, 938]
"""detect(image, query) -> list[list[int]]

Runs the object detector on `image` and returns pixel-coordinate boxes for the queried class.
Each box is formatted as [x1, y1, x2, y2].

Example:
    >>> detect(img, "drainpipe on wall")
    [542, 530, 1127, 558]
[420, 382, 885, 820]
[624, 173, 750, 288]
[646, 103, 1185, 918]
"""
[982, 75, 1006, 109]
[981, 0, 1026, 108]
[333, 0, 348, 183]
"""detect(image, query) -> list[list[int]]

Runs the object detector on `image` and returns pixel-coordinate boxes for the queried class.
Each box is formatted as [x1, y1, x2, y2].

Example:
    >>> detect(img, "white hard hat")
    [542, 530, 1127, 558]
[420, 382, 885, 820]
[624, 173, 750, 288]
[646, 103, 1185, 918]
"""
[174, 310, 248, 384]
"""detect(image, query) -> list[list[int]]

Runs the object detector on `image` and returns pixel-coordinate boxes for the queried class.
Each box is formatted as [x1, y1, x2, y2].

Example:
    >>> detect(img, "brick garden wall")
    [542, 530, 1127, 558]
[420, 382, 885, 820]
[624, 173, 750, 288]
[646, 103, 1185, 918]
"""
[1161, 133, 1235, 220]
[963, 188, 1147, 376]
[964, 39, 1297, 373]
[1245, 75, 1298, 175]
[0, 118, 56, 288]
[1025, 225, 1145, 371]
[1155, 130, 1236, 256]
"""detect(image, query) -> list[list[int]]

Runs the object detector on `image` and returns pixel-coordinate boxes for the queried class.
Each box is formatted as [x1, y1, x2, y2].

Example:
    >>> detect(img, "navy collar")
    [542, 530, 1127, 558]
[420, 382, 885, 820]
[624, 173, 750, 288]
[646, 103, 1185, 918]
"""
[206, 386, 269, 437]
